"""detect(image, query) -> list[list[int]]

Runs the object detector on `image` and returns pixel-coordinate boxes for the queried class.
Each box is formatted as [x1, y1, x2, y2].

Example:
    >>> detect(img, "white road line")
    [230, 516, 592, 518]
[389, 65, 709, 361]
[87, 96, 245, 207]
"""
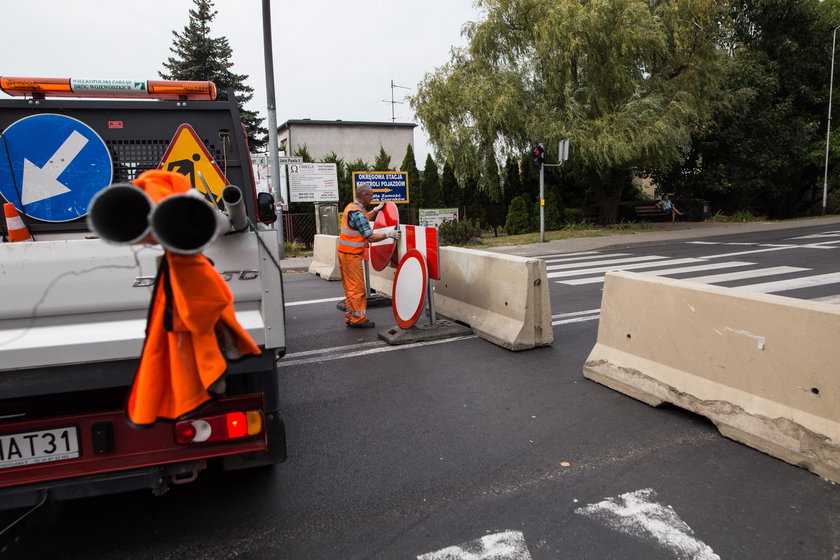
[552, 309, 600, 319]
[681, 266, 810, 285]
[551, 309, 600, 325]
[534, 250, 602, 259]
[285, 296, 346, 307]
[282, 340, 384, 359]
[686, 241, 757, 246]
[557, 261, 755, 286]
[734, 271, 840, 294]
[417, 531, 532, 560]
[546, 254, 665, 271]
[812, 294, 840, 304]
[575, 488, 720, 560]
[278, 334, 476, 367]
[549, 257, 705, 279]
[789, 231, 840, 239]
[699, 245, 798, 259]
[542, 252, 631, 264]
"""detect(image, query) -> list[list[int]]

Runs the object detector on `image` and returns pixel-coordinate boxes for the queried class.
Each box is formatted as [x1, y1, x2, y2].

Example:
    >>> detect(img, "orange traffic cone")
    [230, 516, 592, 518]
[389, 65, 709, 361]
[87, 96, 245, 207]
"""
[4, 203, 32, 242]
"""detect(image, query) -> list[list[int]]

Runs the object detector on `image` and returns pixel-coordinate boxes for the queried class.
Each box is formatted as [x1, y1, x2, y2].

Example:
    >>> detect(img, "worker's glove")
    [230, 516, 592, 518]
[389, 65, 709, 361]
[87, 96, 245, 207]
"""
[374, 202, 385, 213]
[385, 228, 401, 240]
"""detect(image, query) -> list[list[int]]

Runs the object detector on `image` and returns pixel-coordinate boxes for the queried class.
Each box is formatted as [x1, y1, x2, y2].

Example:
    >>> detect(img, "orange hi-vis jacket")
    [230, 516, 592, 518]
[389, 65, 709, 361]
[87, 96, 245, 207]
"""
[125, 170, 261, 427]
[338, 201, 368, 255]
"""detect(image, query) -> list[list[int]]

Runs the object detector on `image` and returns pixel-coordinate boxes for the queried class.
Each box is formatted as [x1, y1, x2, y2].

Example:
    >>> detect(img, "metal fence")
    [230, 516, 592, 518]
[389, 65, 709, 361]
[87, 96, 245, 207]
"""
[283, 213, 317, 249]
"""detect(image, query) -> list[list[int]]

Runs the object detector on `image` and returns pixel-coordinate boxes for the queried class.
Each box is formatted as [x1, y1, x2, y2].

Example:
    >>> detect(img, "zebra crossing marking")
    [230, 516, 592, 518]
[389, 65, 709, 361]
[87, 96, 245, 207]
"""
[546, 254, 665, 272]
[559, 261, 755, 286]
[681, 266, 809, 285]
[733, 271, 840, 294]
[542, 248, 840, 298]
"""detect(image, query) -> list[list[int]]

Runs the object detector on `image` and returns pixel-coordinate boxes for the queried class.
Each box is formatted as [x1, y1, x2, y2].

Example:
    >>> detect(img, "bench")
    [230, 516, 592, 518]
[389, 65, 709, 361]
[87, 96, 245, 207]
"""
[634, 204, 670, 221]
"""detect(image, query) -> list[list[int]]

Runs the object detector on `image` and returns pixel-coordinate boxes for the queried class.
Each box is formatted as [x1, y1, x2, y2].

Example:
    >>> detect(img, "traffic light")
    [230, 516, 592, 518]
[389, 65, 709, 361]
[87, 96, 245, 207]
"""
[531, 144, 545, 168]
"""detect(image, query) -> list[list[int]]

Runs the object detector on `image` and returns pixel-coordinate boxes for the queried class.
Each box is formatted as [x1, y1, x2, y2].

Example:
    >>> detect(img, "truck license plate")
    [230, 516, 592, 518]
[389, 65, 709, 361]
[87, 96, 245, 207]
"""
[0, 426, 80, 469]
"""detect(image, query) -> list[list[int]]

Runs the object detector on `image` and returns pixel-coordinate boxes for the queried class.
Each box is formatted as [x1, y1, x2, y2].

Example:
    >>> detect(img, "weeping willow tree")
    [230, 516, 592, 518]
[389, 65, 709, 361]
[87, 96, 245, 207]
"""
[411, 0, 725, 223]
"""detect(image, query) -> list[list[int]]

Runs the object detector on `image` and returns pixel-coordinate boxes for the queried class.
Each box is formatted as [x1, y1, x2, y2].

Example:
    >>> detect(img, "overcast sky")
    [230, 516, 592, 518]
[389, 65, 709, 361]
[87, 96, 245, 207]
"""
[1, 0, 483, 165]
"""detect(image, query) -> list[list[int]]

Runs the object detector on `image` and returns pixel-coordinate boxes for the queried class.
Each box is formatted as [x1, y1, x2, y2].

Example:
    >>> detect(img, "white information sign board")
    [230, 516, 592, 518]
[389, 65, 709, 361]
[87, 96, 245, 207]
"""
[418, 208, 459, 228]
[289, 163, 339, 202]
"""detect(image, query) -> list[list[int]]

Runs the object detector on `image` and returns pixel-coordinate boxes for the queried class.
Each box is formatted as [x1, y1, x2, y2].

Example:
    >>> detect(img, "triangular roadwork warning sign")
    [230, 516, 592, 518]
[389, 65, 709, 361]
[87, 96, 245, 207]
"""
[158, 124, 228, 206]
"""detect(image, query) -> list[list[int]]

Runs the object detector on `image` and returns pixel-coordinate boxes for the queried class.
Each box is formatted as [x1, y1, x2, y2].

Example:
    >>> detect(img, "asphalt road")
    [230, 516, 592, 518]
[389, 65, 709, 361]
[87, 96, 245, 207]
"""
[8, 220, 840, 560]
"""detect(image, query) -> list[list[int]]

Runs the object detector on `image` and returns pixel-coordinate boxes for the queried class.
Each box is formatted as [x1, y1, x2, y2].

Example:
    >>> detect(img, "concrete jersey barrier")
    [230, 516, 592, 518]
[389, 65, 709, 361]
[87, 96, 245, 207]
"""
[372, 246, 553, 351]
[308, 234, 341, 281]
[584, 270, 840, 483]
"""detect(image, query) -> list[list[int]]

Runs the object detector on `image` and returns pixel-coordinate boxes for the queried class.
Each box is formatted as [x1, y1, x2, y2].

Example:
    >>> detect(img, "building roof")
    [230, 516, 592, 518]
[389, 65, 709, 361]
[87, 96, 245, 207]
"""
[279, 119, 417, 131]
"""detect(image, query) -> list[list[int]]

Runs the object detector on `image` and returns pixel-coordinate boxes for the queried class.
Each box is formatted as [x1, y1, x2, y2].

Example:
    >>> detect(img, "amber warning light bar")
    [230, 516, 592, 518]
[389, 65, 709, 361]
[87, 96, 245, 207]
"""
[0, 77, 216, 100]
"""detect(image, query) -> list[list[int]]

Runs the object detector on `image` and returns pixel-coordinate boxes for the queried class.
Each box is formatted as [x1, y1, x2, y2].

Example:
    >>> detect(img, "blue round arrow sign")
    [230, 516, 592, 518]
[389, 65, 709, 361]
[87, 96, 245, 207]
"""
[0, 114, 113, 222]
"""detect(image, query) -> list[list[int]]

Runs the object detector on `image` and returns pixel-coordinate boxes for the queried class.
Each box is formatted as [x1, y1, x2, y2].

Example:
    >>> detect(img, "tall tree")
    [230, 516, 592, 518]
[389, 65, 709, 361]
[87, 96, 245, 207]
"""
[441, 160, 462, 208]
[161, 0, 267, 149]
[654, 0, 834, 218]
[503, 156, 523, 209]
[422, 154, 444, 208]
[412, 0, 726, 223]
[400, 144, 422, 208]
[323, 152, 350, 207]
[373, 147, 392, 171]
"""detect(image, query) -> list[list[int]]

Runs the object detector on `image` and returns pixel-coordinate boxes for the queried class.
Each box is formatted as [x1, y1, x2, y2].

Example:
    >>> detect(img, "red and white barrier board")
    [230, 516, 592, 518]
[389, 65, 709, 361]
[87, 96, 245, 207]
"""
[397, 225, 440, 280]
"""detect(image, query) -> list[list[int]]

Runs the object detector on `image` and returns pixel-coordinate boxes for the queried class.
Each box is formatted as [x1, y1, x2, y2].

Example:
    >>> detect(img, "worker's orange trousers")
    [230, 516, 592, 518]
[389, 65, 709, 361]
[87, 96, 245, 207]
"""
[338, 251, 367, 325]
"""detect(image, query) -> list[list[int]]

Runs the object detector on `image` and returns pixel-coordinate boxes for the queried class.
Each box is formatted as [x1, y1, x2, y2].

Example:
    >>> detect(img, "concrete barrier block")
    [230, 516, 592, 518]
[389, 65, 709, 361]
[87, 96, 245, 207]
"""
[584, 271, 840, 483]
[434, 247, 552, 351]
[370, 246, 552, 350]
[308, 234, 341, 281]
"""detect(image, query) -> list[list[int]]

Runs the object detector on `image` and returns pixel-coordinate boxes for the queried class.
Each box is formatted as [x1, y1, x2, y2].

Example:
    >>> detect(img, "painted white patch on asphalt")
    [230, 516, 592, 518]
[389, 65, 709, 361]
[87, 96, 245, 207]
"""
[417, 530, 533, 560]
[575, 488, 719, 560]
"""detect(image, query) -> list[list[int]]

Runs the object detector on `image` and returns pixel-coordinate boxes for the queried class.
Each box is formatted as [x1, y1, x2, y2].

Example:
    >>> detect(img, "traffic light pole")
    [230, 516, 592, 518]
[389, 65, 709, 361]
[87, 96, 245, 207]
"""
[540, 162, 564, 243]
[539, 164, 545, 243]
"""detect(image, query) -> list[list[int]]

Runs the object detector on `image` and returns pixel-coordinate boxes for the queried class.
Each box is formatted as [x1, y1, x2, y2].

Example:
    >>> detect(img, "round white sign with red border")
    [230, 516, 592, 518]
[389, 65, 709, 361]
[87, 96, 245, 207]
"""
[392, 249, 428, 329]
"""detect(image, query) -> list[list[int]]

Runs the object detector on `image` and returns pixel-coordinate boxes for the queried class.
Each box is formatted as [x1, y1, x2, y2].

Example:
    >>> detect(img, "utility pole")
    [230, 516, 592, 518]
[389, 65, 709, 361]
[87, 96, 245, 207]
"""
[262, 0, 284, 257]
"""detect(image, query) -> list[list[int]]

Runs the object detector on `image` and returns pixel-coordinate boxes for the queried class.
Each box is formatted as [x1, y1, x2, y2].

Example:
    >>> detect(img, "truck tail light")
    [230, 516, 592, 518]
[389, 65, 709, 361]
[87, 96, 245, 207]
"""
[174, 411, 263, 444]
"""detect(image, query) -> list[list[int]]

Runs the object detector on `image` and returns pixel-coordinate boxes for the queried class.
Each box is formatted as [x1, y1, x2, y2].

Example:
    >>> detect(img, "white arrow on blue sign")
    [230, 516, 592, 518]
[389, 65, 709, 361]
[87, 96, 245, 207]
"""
[0, 114, 113, 222]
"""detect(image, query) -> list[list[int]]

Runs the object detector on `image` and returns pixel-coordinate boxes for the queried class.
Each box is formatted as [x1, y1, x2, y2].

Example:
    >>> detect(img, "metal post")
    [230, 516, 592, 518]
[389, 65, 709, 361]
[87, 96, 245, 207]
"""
[539, 163, 545, 243]
[262, 0, 285, 257]
[824, 26, 840, 216]
[427, 277, 436, 326]
[364, 259, 372, 299]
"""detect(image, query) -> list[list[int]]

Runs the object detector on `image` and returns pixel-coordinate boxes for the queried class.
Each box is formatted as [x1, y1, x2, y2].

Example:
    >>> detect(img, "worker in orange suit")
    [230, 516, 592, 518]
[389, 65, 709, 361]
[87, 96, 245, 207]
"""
[338, 183, 400, 328]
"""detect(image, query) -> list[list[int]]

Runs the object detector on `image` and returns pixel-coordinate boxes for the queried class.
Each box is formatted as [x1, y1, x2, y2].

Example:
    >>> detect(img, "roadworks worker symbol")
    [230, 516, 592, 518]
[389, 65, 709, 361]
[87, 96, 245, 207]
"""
[158, 124, 228, 207]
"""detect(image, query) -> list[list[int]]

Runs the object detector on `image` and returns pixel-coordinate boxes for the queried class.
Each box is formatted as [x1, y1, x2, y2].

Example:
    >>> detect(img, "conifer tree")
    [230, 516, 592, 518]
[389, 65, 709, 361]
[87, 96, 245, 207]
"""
[441, 161, 462, 209]
[422, 154, 444, 208]
[373, 147, 392, 171]
[161, 0, 267, 149]
[400, 144, 422, 209]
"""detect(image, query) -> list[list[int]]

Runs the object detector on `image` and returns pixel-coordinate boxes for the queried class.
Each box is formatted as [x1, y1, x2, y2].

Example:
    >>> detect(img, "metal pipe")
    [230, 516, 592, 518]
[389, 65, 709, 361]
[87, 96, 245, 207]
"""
[222, 185, 248, 232]
[150, 190, 228, 254]
[87, 183, 154, 244]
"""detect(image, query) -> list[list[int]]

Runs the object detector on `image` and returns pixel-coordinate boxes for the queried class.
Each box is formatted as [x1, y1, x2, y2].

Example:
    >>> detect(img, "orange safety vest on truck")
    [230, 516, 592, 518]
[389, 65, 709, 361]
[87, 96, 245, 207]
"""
[126, 170, 260, 427]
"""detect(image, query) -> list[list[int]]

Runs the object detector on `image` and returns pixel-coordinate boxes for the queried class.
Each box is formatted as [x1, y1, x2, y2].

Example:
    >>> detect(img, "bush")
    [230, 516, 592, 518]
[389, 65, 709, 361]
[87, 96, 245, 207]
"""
[505, 195, 532, 235]
[438, 218, 482, 245]
[563, 207, 585, 224]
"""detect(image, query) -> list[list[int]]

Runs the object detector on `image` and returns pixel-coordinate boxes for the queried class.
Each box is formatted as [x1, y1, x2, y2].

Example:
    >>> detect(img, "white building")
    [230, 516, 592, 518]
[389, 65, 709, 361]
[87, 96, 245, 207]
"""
[277, 119, 416, 166]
